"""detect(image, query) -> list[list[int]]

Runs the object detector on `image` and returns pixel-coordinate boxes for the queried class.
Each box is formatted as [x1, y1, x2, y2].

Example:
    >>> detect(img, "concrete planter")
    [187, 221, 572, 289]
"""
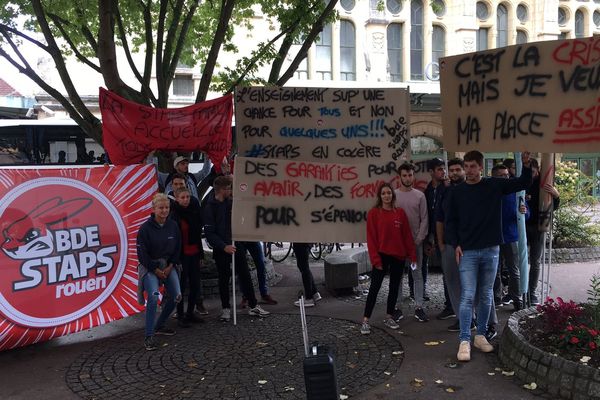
[499, 308, 600, 400]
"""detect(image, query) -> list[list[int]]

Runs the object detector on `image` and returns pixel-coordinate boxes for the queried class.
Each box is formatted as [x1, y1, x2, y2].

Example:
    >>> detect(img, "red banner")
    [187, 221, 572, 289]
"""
[0, 165, 156, 351]
[100, 88, 233, 166]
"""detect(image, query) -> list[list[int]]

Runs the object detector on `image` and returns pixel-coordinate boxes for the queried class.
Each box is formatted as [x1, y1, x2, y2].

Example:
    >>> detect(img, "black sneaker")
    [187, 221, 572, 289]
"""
[501, 295, 513, 306]
[392, 308, 404, 322]
[155, 327, 176, 336]
[447, 321, 476, 332]
[485, 325, 498, 341]
[436, 308, 456, 320]
[415, 308, 429, 322]
[144, 336, 157, 351]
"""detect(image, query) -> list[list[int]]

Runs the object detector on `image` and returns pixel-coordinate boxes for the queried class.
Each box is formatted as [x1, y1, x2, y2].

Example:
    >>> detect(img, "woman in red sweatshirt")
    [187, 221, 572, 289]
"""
[361, 182, 417, 335]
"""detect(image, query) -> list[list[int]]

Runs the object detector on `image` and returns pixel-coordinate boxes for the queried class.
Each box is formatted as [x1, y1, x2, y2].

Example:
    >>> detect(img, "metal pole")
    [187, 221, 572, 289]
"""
[515, 153, 529, 302]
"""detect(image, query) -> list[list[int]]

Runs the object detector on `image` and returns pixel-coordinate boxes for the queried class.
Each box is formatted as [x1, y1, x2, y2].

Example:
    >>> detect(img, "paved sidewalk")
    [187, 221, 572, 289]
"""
[0, 258, 596, 400]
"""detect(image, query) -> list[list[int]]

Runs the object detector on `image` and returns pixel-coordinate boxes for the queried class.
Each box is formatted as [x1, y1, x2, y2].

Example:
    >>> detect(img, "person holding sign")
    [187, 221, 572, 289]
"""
[136, 193, 182, 351]
[361, 183, 417, 335]
[203, 175, 270, 322]
[525, 158, 560, 305]
[393, 163, 429, 323]
[446, 151, 532, 362]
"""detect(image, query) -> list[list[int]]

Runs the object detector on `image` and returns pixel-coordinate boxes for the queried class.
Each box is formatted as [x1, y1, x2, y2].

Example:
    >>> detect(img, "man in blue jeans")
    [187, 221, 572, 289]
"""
[446, 151, 532, 362]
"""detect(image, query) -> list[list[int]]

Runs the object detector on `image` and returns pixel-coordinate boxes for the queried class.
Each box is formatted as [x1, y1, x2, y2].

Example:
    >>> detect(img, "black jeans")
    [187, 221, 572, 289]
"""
[526, 226, 544, 298]
[293, 243, 317, 299]
[177, 253, 202, 318]
[213, 242, 257, 309]
[364, 254, 404, 318]
[500, 242, 520, 301]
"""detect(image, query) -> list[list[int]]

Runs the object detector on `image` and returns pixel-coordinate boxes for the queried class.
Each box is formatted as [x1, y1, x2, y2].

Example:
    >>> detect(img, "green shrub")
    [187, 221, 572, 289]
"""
[552, 160, 600, 248]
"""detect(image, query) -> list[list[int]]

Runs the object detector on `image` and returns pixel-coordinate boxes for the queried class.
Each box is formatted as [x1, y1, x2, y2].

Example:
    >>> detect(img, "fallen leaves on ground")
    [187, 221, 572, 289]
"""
[446, 387, 455, 393]
[523, 382, 537, 390]
[424, 341, 441, 346]
[258, 380, 267, 385]
[435, 379, 443, 384]
[501, 370, 515, 376]
[392, 350, 404, 355]
[580, 356, 591, 363]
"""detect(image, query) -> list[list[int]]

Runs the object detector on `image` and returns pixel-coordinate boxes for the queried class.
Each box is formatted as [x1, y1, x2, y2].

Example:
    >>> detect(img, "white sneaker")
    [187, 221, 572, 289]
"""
[294, 299, 315, 307]
[248, 305, 270, 317]
[360, 322, 371, 335]
[220, 308, 231, 322]
[313, 292, 322, 302]
[457, 340, 471, 361]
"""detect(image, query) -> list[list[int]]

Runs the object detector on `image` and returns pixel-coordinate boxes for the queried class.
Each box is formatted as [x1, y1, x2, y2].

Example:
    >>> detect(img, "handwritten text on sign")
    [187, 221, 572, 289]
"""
[439, 37, 600, 152]
[235, 87, 411, 163]
[231, 156, 415, 243]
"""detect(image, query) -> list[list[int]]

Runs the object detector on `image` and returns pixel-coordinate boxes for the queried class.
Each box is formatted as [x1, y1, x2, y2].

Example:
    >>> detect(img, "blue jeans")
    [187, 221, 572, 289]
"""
[244, 241, 268, 296]
[143, 269, 181, 337]
[458, 246, 499, 342]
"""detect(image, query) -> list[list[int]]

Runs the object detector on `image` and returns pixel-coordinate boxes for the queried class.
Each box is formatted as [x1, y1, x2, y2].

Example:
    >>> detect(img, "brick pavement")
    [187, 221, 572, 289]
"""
[66, 314, 403, 399]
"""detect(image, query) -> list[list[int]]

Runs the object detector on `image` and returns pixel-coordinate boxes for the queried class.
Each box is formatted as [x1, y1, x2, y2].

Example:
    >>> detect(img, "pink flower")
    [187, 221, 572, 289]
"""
[566, 325, 574, 332]
[589, 342, 597, 350]
[570, 337, 580, 344]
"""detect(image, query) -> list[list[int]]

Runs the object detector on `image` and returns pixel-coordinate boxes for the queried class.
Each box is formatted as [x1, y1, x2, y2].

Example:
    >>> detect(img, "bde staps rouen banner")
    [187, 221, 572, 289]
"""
[440, 36, 600, 152]
[0, 165, 156, 351]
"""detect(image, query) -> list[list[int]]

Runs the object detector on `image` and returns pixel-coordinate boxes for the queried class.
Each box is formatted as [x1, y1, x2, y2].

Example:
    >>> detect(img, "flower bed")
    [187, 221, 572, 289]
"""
[499, 305, 600, 399]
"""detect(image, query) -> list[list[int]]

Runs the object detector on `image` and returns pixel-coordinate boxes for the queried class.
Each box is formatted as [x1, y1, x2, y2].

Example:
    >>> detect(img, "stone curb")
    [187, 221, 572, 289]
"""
[499, 307, 600, 399]
[549, 246, 600, 263]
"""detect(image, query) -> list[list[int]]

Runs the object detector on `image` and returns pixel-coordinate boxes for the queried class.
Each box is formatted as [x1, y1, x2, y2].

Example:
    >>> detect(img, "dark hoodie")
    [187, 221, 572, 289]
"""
[203, 195, 232, 252]
[136, 214, 181, 273]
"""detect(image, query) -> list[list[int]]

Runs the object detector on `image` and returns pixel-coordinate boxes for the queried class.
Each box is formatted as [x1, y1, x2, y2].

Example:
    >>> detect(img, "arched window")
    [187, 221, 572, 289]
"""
[410, 0, 424, 80]
[497, 4, 508, 47]
[387, 23, 403, 82]
[575, 9, 585, 38]
[430, 26, 445, 80]
[516, 30, 528, 44]
[315, 24, 332, 80]
[340, 20, 356, 81]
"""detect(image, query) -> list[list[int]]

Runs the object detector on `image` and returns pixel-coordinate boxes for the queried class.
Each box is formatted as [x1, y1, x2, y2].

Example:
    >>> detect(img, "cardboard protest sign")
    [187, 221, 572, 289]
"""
[440, 37, 600, 152]
[231, 156, 407, 243]
[235, 86, 411, 163]
[100, 88, 233, 167]
[0, 165, 155, 351]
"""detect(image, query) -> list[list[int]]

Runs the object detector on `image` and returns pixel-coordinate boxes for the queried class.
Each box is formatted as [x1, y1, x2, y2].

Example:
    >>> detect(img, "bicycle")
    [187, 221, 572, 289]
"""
[264, 241, 292, 262]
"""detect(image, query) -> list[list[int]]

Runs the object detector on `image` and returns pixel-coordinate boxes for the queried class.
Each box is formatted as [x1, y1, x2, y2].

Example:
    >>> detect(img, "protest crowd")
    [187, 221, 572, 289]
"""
[136, 150, 559, 362]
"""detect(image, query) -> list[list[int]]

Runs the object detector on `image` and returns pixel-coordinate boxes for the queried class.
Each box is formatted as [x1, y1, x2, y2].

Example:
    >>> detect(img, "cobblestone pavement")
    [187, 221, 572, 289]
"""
[66, 314, 404, 399]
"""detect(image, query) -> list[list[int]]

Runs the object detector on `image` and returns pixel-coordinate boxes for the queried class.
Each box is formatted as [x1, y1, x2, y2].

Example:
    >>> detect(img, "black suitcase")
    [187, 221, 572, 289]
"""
[299, 294, 339, 400]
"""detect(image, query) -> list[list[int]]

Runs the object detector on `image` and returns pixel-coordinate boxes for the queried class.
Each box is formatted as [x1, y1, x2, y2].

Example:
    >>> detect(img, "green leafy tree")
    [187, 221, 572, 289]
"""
[553, 160, 600, 248]
[0, 0, 338, 144]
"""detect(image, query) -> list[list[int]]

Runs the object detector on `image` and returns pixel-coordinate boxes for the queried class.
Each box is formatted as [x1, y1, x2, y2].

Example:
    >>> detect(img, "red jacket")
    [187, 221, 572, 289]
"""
[366, 206, 417, 269]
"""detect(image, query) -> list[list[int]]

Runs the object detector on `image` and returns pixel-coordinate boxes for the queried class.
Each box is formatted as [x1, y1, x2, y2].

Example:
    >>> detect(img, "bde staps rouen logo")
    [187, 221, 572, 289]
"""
[0, 177, 128, 328]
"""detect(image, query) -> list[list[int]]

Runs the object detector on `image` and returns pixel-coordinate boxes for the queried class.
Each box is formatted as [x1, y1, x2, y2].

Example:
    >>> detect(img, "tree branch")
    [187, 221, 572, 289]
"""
[277, 0, 339, 86]
[196, 0, 236, 102]
[166, 0, 200, 91]
[46, 12, 101, 73]
[155, 0, 169, 105]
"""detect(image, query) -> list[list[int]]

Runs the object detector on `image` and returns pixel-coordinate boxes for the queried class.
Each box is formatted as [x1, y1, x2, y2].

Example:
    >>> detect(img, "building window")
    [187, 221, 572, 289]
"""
[410, 0, 424, 80]
[476, 1, 490, 20]
[516, 30, 528, 44]
[340, 0, 355, 12]
[477, 28, 489, 51]
[430, 26, 445, 80]
[497, 4, 508, 48]
[594, 10, 600, 28]
[517, 4, 528, 23]
[292, 33, 308, 80]
[340, 20, 356, 81]
[432, 0, 446, 17]
[575, 9, 585, 38]
[387, 23, 403, 82]
[316, 24, 333, 80]
[558, 7, 568, 27]
[387, 0, 402, 14]
[173, 75, 194, 96]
